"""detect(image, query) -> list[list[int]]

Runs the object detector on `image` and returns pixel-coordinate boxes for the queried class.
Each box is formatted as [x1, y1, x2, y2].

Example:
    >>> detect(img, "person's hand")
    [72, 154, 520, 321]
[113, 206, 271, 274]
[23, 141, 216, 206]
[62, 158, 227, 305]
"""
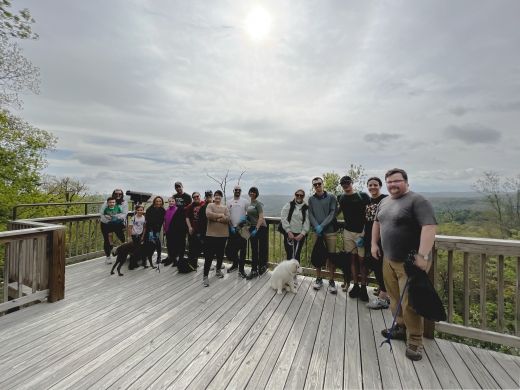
[294, 234, 304, 242]
[188, 227, 194, 235]
[149, 232, 153, 241]
[315, 225, 323, 235]
[371, 246, 381, 259]
[251, 229, 258, 237]
[288, 231, 295, 239]
[240, 216, 247, 223]
[414, 255, 428, 271]
[230, 226, 236, 234]
[356, 237, 364, 247]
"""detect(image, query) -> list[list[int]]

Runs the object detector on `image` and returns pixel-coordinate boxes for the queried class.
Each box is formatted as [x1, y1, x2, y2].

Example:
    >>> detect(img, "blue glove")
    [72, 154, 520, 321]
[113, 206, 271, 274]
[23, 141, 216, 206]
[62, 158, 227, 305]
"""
[240, 216, 247, 223]
[251, 229, 258, 237]
[197, 234, 201, 237]
[315, 225, 323, 235]
[230, 226, 236, 234]
[155, 232, 160, 240]
[149, 232, 153, 240]
[357, 237, 364, 247]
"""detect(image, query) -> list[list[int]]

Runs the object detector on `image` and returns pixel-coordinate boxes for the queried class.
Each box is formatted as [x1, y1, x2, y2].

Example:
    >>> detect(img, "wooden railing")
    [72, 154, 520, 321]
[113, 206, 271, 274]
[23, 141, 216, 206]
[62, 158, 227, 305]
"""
[1, 221, 65, 312]
[5, 208, 520, 349]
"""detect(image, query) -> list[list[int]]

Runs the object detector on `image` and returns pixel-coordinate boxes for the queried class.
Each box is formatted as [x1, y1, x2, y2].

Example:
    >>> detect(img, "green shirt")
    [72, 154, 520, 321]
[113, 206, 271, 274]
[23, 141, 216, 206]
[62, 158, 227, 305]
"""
[247, 200, 267, 228]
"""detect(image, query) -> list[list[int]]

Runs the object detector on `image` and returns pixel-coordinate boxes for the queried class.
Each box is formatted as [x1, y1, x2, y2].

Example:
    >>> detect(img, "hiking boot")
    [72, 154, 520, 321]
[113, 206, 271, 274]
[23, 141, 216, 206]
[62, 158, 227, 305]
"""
[405, 344, 423, 361]
[238, 270, 247, 278]
[367, 297, 389, 310]
[227, 264, 239, 274]
[328, 280, 337, 295]
[105, 256, 112, 264]
[349, 284, 360, 298]
[381, 324, 407, 341]
[313, 277, 323, 290]
[246, 270, 258, 280]
[216, 269, 224, 278]
[360, 285, 369, 302]
[203, 276, 209, 287]
[258, 266, 267, 276]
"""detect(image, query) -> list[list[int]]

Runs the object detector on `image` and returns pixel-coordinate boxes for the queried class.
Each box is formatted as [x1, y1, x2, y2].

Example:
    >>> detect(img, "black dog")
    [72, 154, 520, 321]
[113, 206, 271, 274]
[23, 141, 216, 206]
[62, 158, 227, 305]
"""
[329, 250, 352, 285]
[110, 241, 145, 276]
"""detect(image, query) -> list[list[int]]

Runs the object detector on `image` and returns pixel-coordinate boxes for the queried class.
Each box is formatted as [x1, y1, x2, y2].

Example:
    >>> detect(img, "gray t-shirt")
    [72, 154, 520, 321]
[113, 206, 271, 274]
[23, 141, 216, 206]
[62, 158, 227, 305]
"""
[375, 191, 437, 262]
[228, 198, 250, 227]
[247, 200, 267, 228]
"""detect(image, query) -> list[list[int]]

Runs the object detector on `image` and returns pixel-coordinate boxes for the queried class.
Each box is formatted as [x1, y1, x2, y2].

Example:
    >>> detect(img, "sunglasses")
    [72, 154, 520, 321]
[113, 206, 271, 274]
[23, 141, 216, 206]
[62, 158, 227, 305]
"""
[295, 194, 304, 198]
[192, 195, 200, 199]
[312, 182, 323, 187]
[341, 181, 352, 186]
[114, 193, 123, 196]
[234, 190, 241, 192]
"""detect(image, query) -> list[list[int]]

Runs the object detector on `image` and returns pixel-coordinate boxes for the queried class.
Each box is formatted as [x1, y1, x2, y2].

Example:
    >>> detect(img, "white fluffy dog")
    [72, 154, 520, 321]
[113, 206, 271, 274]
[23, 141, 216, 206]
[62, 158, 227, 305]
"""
[271, 259, 302, 295]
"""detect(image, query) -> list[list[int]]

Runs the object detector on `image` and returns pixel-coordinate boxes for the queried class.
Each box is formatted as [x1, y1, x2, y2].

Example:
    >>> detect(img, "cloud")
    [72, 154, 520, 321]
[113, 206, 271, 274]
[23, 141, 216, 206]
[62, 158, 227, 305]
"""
[444, 124, 502, 144]
[448, 101, 520, 116]
[363, 133, 403, 144]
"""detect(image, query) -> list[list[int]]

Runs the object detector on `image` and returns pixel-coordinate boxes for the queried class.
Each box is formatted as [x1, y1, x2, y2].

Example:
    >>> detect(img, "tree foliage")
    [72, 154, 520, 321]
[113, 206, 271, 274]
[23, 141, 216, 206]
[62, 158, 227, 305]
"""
[39, 175, 90, 203]
[0, 110, 56, 226]
[0, 0, 38, 40]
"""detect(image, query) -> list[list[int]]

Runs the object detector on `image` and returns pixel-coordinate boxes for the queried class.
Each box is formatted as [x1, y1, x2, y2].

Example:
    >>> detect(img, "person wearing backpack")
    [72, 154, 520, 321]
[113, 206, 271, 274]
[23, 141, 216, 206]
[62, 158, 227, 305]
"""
[279, 189, 310, 261]
[337, 175, 371, 299]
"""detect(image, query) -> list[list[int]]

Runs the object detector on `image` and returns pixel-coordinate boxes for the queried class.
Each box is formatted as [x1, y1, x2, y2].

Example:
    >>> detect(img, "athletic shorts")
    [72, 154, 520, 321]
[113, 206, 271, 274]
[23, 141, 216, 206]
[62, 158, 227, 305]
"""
[343, 230, 365, 257]
[311, 232, 337, 253]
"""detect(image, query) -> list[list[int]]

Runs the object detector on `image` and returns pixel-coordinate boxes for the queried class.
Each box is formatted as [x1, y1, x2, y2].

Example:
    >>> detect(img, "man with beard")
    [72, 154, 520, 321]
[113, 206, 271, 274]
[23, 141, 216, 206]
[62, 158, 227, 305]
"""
[226, 185, 249, 278]
[164, 181, 192, 266]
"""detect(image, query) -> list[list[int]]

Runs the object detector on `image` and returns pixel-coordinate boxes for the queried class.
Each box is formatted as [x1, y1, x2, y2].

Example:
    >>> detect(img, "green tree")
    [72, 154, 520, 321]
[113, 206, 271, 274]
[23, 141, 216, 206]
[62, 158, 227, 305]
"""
[0, 110, 56, 228]
[0, 0, 38, 40]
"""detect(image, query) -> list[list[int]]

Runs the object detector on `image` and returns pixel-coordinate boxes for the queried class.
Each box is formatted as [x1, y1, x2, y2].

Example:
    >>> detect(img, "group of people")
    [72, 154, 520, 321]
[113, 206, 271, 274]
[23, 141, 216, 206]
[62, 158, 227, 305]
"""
[99, 167, 437, 362]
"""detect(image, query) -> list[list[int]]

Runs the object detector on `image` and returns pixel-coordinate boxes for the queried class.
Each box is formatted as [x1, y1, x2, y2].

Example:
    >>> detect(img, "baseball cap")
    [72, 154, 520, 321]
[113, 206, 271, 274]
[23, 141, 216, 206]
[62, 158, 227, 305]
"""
[339, 175, 353, 185]
[205, 190, 213, 197]
[174, 181, 182, 187]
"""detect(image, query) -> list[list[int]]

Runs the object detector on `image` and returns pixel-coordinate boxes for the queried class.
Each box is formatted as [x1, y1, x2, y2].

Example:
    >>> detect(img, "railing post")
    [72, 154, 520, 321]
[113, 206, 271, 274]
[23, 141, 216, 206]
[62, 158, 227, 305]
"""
[423, 248, 437, 339]
[48, 227, 66, 302]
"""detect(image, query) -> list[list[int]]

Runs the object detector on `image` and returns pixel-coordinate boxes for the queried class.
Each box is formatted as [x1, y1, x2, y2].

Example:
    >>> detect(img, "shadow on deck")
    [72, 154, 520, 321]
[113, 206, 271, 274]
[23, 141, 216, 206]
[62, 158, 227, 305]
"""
[0, 257, 519, 389]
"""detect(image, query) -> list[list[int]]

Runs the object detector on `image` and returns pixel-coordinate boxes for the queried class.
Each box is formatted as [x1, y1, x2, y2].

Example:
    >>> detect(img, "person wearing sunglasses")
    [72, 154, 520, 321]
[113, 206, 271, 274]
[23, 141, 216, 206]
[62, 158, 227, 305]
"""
[337, 175, 371, 300]
[245, 186, 268, 280]
[308, 177, 338, 294]
[225, 185, 249, 278]
[164, 181, 192, 266]
[99, 189, 128, 264]
[279, 189, 309, 262]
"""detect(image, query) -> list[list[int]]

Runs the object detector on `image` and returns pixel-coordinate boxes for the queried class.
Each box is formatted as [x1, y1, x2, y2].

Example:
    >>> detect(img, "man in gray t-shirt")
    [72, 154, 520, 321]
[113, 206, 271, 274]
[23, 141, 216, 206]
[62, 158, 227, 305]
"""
[372, 168, 437, 362]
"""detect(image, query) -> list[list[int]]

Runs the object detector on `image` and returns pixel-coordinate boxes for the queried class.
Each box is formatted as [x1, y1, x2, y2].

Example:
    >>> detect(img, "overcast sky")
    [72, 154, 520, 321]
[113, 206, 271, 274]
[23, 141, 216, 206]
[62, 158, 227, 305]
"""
[13, 0, 520, 196]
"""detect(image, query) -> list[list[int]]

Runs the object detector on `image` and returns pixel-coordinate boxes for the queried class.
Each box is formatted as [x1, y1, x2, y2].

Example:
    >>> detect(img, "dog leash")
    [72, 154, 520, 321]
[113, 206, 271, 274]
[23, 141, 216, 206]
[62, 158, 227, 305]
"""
[380, 276, 409, 352]
[286, 237, 300, 259]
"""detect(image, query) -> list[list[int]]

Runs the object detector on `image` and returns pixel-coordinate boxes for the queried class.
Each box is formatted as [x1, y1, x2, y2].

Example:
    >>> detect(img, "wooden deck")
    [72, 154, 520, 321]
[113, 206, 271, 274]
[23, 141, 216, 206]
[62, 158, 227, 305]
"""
[0, 258, 519, 389]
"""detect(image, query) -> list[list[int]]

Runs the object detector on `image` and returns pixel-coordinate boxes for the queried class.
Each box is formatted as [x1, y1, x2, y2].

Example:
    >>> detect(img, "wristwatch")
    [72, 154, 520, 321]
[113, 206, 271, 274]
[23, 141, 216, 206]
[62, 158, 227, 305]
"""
[416, 252, 430, 261]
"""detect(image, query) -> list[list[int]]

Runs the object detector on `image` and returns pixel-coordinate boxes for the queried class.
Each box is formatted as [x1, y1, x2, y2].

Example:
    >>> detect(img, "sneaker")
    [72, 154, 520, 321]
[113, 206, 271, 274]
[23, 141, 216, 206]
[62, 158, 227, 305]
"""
[386, 296, 391, 304]
[246, 270, 258, 280]
[349, 284, 360, 298]
[203, 276, 209, 287]
[367, 297, 389, 310]
[227, 264, 239, 274]
[238, 270, 247, 278]
[313, 277, 323, 290]
[360, 285, 369, 302]
[105, 256, 112, 264]
[381, 324, 407, 341]
[216, 269, 224, 278]
[328, 280, 337, 295]
[258, 266, 267, 276]
[405, 344, 423, 361]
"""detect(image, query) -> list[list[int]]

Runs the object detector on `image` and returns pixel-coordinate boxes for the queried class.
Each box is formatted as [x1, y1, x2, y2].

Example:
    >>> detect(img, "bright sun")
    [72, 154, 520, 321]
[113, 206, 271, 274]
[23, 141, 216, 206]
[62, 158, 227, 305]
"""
[245, 6, 271, 41]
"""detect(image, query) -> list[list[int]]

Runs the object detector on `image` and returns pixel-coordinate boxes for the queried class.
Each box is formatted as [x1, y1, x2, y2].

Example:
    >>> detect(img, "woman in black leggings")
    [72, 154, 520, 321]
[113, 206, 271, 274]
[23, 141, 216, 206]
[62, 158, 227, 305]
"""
[364, 177, 389, 310]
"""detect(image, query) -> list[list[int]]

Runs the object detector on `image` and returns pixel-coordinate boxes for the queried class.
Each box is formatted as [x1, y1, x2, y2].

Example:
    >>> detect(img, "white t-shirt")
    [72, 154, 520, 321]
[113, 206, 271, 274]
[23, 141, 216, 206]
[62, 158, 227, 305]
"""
[227, 198, 250, 227]
[131, 215, 146, 235]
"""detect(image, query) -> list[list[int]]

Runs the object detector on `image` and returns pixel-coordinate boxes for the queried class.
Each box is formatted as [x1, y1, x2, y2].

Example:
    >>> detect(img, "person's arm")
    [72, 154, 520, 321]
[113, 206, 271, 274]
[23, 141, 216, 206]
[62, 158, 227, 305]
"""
[301, 208, 310, 237]
[371, 221, 381, 259]
[141, 221, 146, 241]
[220, 208, 231, 224]
[307, 198, 319, 228]
[120, 201, 129, 221]
[320, 196, 338, 228]
[414, 225, 437, 270]
[256, 212, 264, 230]
[280, 203, 292, 236]
[206, 204, 219, 221]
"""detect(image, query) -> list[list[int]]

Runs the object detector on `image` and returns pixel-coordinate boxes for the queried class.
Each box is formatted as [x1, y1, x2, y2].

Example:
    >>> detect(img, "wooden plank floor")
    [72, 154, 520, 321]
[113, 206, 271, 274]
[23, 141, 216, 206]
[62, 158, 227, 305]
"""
[0, 257, 519, 390]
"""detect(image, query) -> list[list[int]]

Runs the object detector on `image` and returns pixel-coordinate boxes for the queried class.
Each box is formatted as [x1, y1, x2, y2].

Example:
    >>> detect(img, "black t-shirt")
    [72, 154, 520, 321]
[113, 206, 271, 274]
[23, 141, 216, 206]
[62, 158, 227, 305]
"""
[170, 192, 192, 232]
[145, 206, 166, 233]
[198, 203, 209, 237]
[338, 192, 371, 233]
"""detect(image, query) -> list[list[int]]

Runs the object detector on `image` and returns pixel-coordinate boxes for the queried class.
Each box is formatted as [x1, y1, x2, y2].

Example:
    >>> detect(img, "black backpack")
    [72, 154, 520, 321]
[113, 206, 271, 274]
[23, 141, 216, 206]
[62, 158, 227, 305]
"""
[177, 257, 198, 273]
[278, 200, 308, 235]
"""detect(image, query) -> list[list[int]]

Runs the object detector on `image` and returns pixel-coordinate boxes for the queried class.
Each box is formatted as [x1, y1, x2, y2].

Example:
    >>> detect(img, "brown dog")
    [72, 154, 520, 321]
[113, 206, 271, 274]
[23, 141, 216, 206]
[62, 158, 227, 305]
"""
[110, 241, 145, 276]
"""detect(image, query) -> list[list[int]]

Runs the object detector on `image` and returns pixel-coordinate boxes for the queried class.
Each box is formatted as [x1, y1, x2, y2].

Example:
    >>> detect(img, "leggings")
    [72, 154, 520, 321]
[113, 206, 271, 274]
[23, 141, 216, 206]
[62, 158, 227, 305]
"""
[100, 222, 126, 257]
[204, 236, 227, 277]
[249, 225, 268, 271]
[225, 232, 247, 271]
